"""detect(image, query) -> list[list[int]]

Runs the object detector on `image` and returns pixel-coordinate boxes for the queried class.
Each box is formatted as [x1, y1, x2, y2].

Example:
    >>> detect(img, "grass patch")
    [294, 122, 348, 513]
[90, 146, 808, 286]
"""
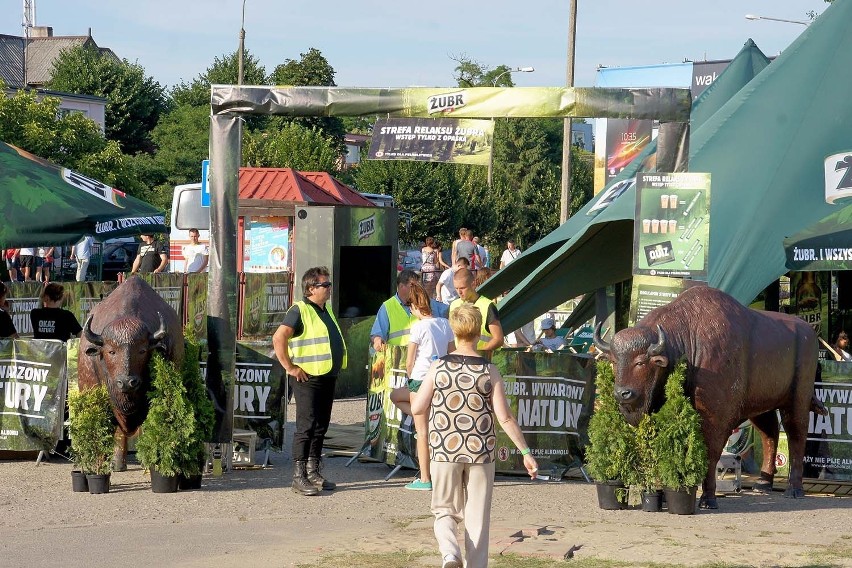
[295, 550, 428, 568]
[389, 515, 432, 530]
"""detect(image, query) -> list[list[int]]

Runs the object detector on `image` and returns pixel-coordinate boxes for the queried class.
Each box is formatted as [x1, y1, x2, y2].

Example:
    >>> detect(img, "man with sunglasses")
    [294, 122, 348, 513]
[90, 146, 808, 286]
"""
[371, 269, 449, 352]
[273, 267, 347, 496]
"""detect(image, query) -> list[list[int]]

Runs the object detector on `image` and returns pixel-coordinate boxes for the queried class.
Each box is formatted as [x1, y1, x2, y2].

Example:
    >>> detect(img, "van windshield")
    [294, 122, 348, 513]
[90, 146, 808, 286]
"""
[175, 189, 210, 230]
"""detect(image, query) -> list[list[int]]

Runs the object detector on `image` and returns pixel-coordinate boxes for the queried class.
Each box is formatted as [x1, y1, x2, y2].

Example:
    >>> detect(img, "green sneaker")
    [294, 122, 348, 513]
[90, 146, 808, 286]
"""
[405, 478, 432, 491]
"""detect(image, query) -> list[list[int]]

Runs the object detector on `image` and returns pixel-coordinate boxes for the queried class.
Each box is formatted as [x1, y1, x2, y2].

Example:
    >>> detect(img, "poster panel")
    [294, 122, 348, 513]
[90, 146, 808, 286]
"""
[605, 119, 652, 184]
[245, 217, 290, 273]
[789, 271, 830, 341]
[0, 339, 67, 451]
[628, 275, 707, 327]
[491, 350, 595, 474]
[805, 361, 852, 481]
[185, 273, 208, 341]
[240, 273, 290, 338]
[368, 117, 493, 165]
[362, 345, 417, 469]
[5, 282, 43, 336]
[62, 281, 117, 328]
[633, 172, 712, 278]
[136, 273, 185, 321]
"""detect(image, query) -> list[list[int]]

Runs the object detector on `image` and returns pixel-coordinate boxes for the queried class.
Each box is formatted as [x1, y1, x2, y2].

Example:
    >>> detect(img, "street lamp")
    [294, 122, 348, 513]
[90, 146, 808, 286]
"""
[745, 13, 809, 26]
[488, 66, 534, 187]
[560, 0, 578, 223]
[238, 0, 247, 85]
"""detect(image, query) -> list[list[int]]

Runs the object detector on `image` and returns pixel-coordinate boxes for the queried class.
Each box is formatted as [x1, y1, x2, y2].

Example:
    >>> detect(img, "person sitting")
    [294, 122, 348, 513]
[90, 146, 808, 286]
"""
[832, 331, 852, 362]
[30, 283, 82, 341]
[535, 317, 566, 351]
[0, 282, 18, 338]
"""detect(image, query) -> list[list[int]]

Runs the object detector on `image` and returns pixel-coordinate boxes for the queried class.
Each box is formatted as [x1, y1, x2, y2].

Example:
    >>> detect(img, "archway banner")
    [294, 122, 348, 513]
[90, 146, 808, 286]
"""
[211, 86, 691, 121]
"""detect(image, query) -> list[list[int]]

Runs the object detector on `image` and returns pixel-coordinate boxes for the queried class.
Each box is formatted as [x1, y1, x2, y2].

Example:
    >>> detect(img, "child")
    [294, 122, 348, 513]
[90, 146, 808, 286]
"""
[390, 281, 454, 491]
[30, 283, 82, 341]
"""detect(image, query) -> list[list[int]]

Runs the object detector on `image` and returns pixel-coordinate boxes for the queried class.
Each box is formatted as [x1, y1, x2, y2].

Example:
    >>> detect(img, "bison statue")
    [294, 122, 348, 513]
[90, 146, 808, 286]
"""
[593, 285, 826, 509]
[78, 276, 184, 471]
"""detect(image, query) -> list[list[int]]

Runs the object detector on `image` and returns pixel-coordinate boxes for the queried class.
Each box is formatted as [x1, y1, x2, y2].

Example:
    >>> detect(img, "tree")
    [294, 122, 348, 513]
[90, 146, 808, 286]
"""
[243, 123, 339, 172]
[47, 45, 168, 155]
[170, 50, 267, 107]
[268, 48, 346, 153]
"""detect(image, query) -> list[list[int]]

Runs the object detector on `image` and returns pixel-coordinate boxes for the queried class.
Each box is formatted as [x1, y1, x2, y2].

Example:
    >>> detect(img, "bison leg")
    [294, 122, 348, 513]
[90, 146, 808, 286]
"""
[780, 407, 809, 499]
[698, 430, 728, 510]
[749, 411, 779, 493]
[112, 429, 128, 472]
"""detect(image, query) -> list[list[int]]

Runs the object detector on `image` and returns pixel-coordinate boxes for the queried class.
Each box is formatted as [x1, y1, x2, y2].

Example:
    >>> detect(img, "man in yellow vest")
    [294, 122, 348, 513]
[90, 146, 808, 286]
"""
[450, 268, 504, 356]
[371, 270, 449, 352]
[273, 266, 347, 496]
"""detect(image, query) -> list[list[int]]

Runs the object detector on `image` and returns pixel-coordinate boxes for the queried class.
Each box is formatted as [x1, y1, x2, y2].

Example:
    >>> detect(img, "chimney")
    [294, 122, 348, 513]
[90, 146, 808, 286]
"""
[30, 26, 53, 38]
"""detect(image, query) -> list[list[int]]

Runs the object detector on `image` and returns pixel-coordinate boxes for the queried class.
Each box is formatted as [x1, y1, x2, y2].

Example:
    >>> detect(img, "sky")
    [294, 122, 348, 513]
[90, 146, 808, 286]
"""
[0, 0, 826, 91]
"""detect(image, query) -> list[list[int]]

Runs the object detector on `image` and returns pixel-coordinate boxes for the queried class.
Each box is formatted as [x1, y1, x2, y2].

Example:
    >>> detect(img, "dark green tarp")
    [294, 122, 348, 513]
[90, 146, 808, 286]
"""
[488, 39, 773, 330]
[0, 142, 166, 247]
[784, 203, 852, 271]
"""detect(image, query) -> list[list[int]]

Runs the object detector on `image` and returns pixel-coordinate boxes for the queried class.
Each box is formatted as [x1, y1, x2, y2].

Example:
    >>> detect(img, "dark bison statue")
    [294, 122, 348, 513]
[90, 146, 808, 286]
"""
[78, 276, 184, 471]
[593, 285, 826, 509]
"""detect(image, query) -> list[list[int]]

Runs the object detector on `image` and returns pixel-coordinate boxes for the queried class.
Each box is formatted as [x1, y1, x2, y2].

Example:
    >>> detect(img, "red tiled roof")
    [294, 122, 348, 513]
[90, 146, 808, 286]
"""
[299, 171, 376, 206]
[238, 168, 376, 207]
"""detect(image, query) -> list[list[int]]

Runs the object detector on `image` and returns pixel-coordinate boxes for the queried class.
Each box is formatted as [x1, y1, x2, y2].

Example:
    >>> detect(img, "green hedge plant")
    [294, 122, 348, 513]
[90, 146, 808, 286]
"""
[68, 385, 115, 475]
[177, 330, 215, 476]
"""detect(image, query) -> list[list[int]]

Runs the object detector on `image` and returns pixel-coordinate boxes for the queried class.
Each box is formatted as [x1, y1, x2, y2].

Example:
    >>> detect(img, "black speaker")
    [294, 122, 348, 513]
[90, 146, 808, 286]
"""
[838, 272, 852, 311]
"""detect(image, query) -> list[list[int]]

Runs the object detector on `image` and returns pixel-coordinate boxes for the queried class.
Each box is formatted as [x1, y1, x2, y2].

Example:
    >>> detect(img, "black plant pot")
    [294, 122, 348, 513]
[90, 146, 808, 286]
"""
[664, 487, 697, 515]
[595, 481, 626, 510]
[641, 490, 663, 512]
[71, 470, 89, 493]
[150, 469, 179, 493]
[178, 473, 203, 490]
[86, 473, 111, 494]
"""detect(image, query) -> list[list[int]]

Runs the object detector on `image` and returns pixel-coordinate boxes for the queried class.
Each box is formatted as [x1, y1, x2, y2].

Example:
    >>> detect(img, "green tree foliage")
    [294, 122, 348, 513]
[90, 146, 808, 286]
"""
[68, 386, 116, 475]
[268, 48, 346, 153]
[47, 45, 168, 155]
[243, 123, 339, 171]
[355, 160, 463, 243]
[170, 50, 267, 107]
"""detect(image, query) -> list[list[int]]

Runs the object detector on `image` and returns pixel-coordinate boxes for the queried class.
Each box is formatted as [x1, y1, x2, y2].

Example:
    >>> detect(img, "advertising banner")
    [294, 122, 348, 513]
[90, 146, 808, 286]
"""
[633, 172, 712, 278]
[789, 271, 830, 340]
[491, 350, 595, 474]
[200, 341, 287, 449]
[185, 273, 208, 341]
[240, 273, 290, 338]
[5, 282, 43, 336]
[0, 339, 67, 451]
[245, 217, 290, 273]
[368, 117, 493, 165]
[362, 345, 417, 469]
[628, 275, 707, 326]
[784, 202, 852, 271]
[6, 282, 118, 337]
[805, 361, 852, 481]
[605, 119, 652, 183]
[136, 273, 185, 321]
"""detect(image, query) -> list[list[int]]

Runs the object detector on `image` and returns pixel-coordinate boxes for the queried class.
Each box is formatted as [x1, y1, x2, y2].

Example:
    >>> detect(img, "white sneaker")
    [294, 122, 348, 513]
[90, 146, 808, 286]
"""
[442, 554, 462, 568]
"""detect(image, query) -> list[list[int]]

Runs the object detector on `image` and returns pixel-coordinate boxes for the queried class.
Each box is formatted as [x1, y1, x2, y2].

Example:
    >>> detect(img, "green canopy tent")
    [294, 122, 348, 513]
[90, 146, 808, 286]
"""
[488, 39, 773, 330]
[0, 141, 166, 247]
[483, 40, 772, 301]
[784, 203, 852, 272]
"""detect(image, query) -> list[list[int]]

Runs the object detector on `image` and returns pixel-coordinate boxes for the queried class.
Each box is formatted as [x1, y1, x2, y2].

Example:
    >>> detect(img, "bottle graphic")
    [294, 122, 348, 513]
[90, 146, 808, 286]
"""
[795, 272, 822, 333]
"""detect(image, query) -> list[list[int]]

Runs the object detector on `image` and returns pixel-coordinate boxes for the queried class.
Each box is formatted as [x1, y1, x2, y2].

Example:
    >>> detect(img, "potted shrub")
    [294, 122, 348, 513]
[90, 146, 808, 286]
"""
[635, 413, 662, 512]
[176, 331, 215, 490]
[651, 361, 708, 515]
[68, 385, 115, 494]
[585, 359, 639, 509]
[136, 352, 196, 493]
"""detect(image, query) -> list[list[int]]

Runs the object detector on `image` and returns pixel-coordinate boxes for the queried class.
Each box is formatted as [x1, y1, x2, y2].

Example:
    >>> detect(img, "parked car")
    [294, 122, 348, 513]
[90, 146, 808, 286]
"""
[59, 241, 140, 281]
[397, 250, 422, 273]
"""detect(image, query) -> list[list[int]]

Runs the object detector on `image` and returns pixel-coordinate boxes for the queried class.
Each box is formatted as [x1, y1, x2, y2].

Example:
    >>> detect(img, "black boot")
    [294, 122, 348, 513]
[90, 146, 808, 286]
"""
[292, 460, 320, 496]
[306, 457, 336, 491]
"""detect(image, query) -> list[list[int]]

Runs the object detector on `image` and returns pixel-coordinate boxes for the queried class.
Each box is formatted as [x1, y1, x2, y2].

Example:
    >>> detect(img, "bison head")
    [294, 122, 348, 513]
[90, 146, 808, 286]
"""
[83, 313, 168, 419]
[594, 322, 670, 426]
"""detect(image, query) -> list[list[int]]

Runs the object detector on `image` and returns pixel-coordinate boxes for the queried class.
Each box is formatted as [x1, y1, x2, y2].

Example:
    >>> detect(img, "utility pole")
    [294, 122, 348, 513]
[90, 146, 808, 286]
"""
[559, 0, 578, 223]
[238, 0, 247, 85]
[22, 0, 36, 87]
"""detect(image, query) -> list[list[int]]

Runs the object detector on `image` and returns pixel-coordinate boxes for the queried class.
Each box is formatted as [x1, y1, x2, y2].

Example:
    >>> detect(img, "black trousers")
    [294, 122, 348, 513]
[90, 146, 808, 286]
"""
[291, 375, 337, 461]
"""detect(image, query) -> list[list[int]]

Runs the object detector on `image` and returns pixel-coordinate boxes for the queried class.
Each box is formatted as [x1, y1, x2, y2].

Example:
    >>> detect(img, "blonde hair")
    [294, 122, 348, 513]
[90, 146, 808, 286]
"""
[450, 303, 481, 341]
[408, 281, 432, 316]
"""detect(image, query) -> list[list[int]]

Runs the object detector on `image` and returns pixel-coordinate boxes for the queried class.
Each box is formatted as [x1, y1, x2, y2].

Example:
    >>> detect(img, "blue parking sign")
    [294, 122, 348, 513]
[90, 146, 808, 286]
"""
[201, 159, 210, 207]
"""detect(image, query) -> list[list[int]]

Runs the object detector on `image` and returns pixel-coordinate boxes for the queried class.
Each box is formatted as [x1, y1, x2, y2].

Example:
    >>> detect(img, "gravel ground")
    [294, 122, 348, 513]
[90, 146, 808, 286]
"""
[1, 397, 851, 567]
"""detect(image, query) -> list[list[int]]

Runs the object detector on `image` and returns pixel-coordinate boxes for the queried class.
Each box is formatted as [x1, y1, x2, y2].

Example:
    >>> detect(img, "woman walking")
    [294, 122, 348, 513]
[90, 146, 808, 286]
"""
[421, 237, 440, 299]
[412, 303, 537, 568]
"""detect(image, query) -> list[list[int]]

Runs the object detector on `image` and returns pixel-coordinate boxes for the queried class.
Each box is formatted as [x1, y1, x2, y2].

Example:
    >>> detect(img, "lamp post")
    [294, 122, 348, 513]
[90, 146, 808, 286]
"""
[560, 0, 578, 223]
[745, 13, 809, 26]
[238, 0, 247, 85]
[488, 66, 534, 187]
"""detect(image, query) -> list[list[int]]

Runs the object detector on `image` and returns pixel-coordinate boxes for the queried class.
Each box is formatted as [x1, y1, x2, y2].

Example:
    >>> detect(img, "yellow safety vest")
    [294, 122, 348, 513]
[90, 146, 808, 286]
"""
[288, 301, 348, 375]
[384, 296, 417, 346]
[450, 295, 494, 350]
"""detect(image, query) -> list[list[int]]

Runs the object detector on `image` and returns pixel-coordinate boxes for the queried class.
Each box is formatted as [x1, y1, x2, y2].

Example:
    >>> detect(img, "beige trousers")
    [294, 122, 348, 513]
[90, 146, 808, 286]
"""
[430, 461, 495, 568]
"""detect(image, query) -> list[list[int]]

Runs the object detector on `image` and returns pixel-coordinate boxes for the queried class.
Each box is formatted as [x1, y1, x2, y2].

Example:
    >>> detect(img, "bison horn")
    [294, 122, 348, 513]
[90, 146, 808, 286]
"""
[593, 322, 611, 354]
[83, 316, 104, 346]
[647, 324, 667, 357]
[152, 312, 168, 341]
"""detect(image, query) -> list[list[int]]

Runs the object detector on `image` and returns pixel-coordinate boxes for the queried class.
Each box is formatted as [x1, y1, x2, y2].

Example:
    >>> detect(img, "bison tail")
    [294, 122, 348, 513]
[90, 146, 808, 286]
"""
[811, 395, 828, 416]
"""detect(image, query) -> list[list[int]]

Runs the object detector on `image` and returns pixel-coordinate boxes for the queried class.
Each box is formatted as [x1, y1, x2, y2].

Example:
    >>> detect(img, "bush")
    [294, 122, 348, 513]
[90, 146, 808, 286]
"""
[68, 385, 115, 475]
[177, 330, 215, 476]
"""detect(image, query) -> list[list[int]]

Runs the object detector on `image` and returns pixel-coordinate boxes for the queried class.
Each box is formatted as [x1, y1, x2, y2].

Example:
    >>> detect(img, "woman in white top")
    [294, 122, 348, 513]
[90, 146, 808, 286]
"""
[390, 281, 454, 491]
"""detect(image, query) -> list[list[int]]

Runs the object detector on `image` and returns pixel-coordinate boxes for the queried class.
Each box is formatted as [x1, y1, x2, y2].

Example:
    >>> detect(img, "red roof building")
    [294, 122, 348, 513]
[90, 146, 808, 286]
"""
[238, 168, 374, 207]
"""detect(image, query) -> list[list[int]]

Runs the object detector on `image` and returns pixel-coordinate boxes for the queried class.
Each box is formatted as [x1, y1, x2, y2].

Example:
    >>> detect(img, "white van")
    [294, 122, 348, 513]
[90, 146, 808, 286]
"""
[169, 183, 210, 273]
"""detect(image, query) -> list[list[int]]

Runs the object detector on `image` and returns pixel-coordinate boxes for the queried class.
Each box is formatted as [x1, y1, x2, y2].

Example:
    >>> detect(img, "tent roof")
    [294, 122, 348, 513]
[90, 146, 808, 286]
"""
[238, 168, 376, 207]
[488, 39, 773, 330]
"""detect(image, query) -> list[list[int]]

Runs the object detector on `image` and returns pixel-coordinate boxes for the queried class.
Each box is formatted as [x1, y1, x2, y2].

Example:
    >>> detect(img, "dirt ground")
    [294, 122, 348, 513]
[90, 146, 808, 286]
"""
[1, 397, 851, 568]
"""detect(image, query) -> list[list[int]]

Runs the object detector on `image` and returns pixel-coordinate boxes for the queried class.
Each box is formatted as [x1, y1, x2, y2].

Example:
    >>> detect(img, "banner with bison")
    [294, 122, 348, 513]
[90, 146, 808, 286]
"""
[0, 339, 67, 451]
